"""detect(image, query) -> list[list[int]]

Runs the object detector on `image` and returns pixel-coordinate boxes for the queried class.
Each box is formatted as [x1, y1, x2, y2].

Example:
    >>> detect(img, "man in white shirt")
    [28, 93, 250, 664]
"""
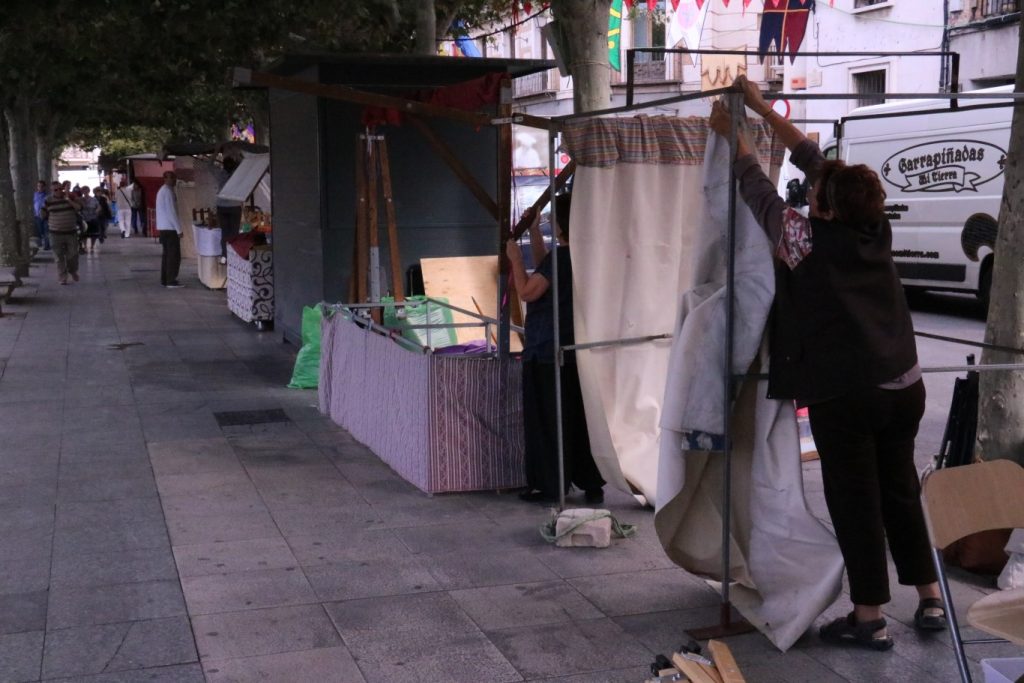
[156, 171, 184, 288]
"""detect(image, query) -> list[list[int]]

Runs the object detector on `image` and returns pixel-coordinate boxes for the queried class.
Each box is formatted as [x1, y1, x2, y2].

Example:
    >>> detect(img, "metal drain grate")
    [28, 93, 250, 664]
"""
[213, 408, 291, 427]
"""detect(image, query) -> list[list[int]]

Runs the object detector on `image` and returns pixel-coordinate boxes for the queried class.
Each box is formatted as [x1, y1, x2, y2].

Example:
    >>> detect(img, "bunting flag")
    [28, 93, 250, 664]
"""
[759, 0, 815, 64]
[667, 0, 710, 51]
[609, 0, 624, 72]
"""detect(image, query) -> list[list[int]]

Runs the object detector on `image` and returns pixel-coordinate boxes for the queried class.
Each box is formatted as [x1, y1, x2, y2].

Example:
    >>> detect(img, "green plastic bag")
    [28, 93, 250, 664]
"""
[287, 305, 323, 389]
[382, 296, 457, 349]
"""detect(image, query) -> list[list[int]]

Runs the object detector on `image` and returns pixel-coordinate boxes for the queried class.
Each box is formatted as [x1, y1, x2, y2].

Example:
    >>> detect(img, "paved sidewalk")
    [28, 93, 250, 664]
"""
[0, 239, 1017, 682]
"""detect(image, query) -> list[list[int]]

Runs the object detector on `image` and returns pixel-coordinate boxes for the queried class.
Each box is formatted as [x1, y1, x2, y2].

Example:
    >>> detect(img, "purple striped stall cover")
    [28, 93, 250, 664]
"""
[319, 314, 525, 494]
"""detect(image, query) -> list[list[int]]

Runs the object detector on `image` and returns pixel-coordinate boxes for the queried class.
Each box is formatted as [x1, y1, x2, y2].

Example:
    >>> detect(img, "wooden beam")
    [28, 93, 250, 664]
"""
[707, 641, 746, 683]
[237, 68, 493, 128]
[496, 78, 514, 356]
[354, 136, 369, 303]
[407, 116, 500, 221]
[510, 160, 576, 241]
[377, 137, 404, 302]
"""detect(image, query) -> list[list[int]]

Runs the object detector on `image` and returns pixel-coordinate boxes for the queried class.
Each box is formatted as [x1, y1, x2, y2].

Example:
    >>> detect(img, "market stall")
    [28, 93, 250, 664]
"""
[319, 303, 524, 494]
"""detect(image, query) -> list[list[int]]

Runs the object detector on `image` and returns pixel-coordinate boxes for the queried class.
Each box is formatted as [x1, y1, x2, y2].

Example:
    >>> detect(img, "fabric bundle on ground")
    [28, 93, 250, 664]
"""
[563, 115, 842, 651]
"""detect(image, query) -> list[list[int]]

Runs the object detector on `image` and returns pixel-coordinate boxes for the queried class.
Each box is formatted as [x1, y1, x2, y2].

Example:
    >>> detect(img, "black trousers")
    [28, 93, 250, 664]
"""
[217, 205, 242, 258]
[159, 231, 181, 285]
[522, 359, 605, 497]
[808, 379, 937, 605]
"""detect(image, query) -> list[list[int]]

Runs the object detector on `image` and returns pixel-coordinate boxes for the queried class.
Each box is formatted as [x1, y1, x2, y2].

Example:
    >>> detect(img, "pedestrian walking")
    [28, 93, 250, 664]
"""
[95, 187, 112, 244]
[40, 182, 81, 285]
[80, 186, 100, 252]
[156, 171, 183, 288]
[116, 178, 132, 238]
[130, 178, 146, 236]
[33, 180, 51, 251]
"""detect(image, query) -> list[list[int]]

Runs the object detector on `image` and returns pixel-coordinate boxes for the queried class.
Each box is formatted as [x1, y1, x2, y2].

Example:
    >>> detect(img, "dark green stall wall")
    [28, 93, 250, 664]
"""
[320, 99, 500, 307]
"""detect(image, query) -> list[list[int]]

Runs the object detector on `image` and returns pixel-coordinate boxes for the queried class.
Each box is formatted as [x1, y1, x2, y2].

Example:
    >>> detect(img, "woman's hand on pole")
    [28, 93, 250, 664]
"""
[709, 100, 733, 136]
[736, 75, 772, 118]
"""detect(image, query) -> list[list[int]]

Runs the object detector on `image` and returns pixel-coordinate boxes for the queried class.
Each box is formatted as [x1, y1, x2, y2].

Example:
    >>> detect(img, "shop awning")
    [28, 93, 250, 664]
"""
[217, 153, 270, 203]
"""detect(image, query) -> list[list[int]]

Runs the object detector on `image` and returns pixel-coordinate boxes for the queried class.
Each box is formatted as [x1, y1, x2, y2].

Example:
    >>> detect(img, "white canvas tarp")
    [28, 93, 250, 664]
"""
[563, 116, 843, 650]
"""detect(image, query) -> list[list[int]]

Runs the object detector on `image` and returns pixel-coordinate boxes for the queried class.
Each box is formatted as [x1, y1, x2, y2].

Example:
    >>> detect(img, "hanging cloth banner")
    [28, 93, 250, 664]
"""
[609, 0, 624, 72]
[667, 0, 711, 51]
[759, 0, 815, 64]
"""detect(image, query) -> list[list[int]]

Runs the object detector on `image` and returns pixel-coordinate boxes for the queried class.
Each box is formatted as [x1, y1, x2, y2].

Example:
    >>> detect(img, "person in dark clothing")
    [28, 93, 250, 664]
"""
[506, 193, 605, 505]
[709, 76, 945, 651]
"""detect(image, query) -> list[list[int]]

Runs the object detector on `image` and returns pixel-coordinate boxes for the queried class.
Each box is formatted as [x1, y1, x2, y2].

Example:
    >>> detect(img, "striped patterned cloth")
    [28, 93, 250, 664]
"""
[319, 313, 525, 494]
[563, 114, 785, 169]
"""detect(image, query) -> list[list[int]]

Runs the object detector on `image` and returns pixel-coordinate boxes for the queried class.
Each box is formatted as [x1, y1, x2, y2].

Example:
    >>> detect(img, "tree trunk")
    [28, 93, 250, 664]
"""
[0, 124, 21, 270]
[35, 110, 58, 183]
[975, 23, 1024, 466]
[7, 99, 36, 272]
[414, 0, 436, 55]
[551, 0, 613, 113]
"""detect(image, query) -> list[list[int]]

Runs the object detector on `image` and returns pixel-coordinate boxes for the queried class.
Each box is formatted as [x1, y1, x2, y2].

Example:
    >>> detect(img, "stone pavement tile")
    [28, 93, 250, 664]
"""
[325, 592, 478, 637]
[0, 400, 63, 436]
[0, 449, 57, 479]
[0, 631, 43, 683]
[342, 627, 521, 683]
[47, 580, 187, 630]
[419, 548, 561, 590]
[46, 663, 206, 683]
[58, 457, 154, 482]
[370, 497, 486, 530]
[166, 509, 280, 547]
[234, 446, 330, 470]
[252, 472, 361, 510]
[50, 547, 178, 589]
[173, 537, 299, 578]
[56, 473, 158, 503]
[141, 413, 224, 443]
[0, 556, 51, 594]
[132, 379, 203, 404]
[286, 529, 412, 567]
[225, 424, 316, 453]
[191, 604, 342, 661]
[533, 668, 652, 683]
[451, 581, 604, 631]
[612, 605, 724, 655]
[0, 477, 57, 509]
[0, 383, 63, 404]
[61, 405, 141, 437]
[202, 646, 367, 683]
[4, 432, 61, 457]
[148, 438, 243, 477]
[392, 521, 540, 558]
[486, 618, 652, 681]
[531, 537, 678, 579]
[60, 432, 148, 461]
[0, 504, 55, 539]
[0, 591, 47, 635]
[304, 556, 440, 602]
[567, 568, 720, 618]
[62, 383, 137, 407]
[269, 504, 383, 538]
[152, 470, 253, 498]
[41, 617, 196, 679]
[52, 519, 169, 558]
[160, 486, 267, 521]
[180, 566, 317, 615]
[55, 496, 165, 530]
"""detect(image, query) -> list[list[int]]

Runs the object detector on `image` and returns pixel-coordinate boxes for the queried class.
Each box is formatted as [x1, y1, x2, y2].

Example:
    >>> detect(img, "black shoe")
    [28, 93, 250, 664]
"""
[820, 613, 893, 651]
[584, 489, 604, 505]
[518, 490, 557, 504]
[165, 281, 184, 289]
[914, 598, 947, 631]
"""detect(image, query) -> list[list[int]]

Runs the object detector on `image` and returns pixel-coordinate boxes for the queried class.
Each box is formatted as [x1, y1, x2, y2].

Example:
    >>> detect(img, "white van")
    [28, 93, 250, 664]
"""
[822, 86, 1013, 304]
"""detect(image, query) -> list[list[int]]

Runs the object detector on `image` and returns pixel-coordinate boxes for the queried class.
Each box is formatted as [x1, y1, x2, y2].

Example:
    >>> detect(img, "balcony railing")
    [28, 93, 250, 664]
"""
[978, 0, 1020, 17]
[613, 51, 684, 85]
[513, 70, 558, 98]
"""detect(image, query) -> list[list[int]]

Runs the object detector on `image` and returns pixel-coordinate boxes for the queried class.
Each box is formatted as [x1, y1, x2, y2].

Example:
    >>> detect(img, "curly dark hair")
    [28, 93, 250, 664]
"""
[554, 192, 572, 240]
[815, 160, 887, 226]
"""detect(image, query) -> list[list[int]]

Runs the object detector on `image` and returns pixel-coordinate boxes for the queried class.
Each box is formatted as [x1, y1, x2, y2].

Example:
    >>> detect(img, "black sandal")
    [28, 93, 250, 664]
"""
[820, 613, 894, 651]
[914, 598, 948, 631]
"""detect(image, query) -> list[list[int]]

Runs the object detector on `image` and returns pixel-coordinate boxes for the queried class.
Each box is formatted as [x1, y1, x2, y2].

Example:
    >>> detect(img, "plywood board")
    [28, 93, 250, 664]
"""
[420, 255, 522, 352]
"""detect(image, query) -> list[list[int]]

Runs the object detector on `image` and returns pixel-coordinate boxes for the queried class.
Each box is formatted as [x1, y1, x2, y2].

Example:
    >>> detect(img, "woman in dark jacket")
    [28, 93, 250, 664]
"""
[505, 193, 605, 505]
[709, 77, 945, 651]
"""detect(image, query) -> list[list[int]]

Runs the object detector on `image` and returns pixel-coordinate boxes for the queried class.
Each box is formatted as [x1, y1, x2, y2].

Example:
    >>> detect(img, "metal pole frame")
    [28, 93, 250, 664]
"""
[549, 129, 567, 513]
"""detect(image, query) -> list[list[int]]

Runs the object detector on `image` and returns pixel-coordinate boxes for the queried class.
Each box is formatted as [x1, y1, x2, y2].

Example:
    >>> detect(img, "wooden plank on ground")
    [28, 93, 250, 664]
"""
[671, 653, 722, 683]
[420, 255, 522, 352]
[707, 640, 746, 683]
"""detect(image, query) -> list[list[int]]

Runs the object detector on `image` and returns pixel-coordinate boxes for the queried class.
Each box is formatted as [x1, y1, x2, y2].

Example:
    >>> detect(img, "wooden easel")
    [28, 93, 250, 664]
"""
[353, 132, 404, 322]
